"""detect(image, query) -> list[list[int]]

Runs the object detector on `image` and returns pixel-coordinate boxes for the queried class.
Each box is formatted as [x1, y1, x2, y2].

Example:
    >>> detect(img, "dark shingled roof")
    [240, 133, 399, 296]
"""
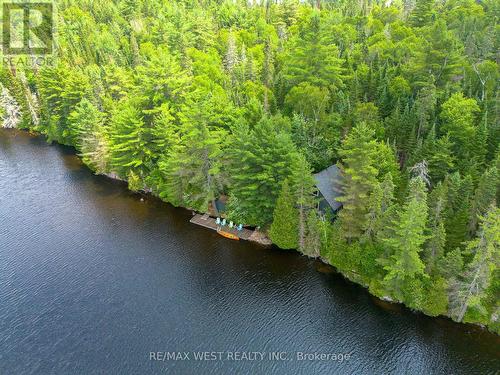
[314, 164, 343, 212]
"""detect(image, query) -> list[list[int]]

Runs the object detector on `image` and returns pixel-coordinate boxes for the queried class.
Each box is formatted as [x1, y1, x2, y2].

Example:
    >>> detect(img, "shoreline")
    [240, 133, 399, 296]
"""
[1, 126, 497, 336]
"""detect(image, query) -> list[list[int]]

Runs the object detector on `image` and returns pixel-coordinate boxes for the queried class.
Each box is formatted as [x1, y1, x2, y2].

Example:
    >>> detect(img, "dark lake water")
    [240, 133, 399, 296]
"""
[0, 129, 499, 374]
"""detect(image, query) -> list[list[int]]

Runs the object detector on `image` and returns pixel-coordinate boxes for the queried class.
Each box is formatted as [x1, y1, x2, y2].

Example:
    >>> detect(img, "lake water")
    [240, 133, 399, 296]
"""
[0, 129, 499, 374]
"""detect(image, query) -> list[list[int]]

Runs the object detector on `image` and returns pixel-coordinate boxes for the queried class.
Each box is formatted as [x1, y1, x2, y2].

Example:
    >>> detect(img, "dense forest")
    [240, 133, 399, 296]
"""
[0, 0, 499, 333]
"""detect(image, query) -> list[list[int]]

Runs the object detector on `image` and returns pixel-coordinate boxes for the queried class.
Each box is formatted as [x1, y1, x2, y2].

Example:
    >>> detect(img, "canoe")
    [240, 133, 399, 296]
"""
[217, 229, 239, 240]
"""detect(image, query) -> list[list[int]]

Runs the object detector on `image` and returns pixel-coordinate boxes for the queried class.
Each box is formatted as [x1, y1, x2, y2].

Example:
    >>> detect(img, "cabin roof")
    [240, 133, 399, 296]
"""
[314, 164, 343, 212]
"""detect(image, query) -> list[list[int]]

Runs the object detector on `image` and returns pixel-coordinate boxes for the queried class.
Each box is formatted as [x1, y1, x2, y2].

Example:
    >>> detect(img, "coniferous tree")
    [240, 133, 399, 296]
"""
[438, 248, 464, 280]
[409, 20, 463, 89]
[380, 177, 429, 304]
[440, 93, 480, 170]
[364, 173, 397, 242]
[337, 123, 379, 242]
[282, 11, 344, 92]
[68, 98, 104, 152]
[444, 173, 474, 250]
[469, 166, 498, 234]
[420, 125, 455, 183]
[288, 154, 317, 253]
[67, 98, 109, 174]
[449, 206, 500, 322]
[5, 0, 499, 332]
[303, 210, 322, 258]
[108, 100, 147, 178]
[227, 117, 299, 226]
[270, 180, 299, 250]
[424, 182, 447, 275]
[410, 0, 434, 27]
[421, 276, 449, 317]
[160, 120, 224, 212]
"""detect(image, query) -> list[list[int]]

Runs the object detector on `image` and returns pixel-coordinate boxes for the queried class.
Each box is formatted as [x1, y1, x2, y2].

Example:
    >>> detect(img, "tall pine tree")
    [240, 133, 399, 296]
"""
[338, 123, 380, 242]
[270, 180, 299, 250]
[380, 177, 429, 304]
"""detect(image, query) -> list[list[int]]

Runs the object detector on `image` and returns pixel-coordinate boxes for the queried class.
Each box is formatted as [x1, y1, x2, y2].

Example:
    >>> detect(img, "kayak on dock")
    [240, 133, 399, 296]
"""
[217, 229, 240, 240]
[190, 214, 271, 245]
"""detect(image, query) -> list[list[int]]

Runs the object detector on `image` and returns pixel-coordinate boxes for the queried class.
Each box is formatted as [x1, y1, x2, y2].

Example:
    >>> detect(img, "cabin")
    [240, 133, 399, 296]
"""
[207, 165, 344, 219]
[313, 164, 343, 217]
[209, 195, 228, 216]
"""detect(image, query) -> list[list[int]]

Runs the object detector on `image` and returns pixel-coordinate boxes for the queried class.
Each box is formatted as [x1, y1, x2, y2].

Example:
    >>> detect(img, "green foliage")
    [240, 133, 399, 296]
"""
[227, 117, 299, 226]
[438, 248, 464, 279]
[285, 83, 330, 122]
[469, 166, 498, 234]
[449, 207, 500, 323]
[226, 194, 245, 224]
[363, 173, 397, 242]
[337, 123, 380, 241]
[443, 173, 474, 250]
[410, 0, 435, 27]
[424, 182, 447, 275]
[128, 170, 143, 192]
[353, 102, 384, 140]
[440, 92, 481, 171]
[290, 113, 338, 171]
[108, 100, 147, 177]
[379, 178, 429, 302]
[421, 277, 449, 317]
[37, 64, 91, 144]
[68, 99, 109, 173]
[303, 210, 322, 258]
[5, 0, 498, 333]
[288, 154, 317, 253]
[280, 11, 345, 92]
[68, 99, 104, 151]
[160, 120, 224, 212]
[270, 180, 299, 250]
[408, 20, 463, 89]
[421, 126, 455, 183]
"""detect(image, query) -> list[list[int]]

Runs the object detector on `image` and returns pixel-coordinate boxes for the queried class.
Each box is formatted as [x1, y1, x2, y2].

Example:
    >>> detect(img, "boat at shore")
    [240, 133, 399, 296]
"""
[217, 228, 240, 240]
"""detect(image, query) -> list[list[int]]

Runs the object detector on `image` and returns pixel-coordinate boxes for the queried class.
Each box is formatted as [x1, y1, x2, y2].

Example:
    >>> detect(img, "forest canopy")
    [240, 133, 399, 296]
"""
[0, 0, 499, 333]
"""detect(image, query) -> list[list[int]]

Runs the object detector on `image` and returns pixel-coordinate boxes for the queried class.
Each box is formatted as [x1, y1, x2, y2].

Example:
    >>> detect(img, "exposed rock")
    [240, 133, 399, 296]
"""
[102, 172, 126, 182]
[248, 230, 272, 246]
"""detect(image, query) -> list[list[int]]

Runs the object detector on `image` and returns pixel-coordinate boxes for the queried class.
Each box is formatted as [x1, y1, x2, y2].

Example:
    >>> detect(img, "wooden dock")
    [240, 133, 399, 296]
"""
[189, 214, 272, 245]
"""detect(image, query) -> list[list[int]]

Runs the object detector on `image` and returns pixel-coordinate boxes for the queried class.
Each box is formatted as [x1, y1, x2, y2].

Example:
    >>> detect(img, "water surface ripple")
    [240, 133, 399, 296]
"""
[0, 129, 499, 374]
